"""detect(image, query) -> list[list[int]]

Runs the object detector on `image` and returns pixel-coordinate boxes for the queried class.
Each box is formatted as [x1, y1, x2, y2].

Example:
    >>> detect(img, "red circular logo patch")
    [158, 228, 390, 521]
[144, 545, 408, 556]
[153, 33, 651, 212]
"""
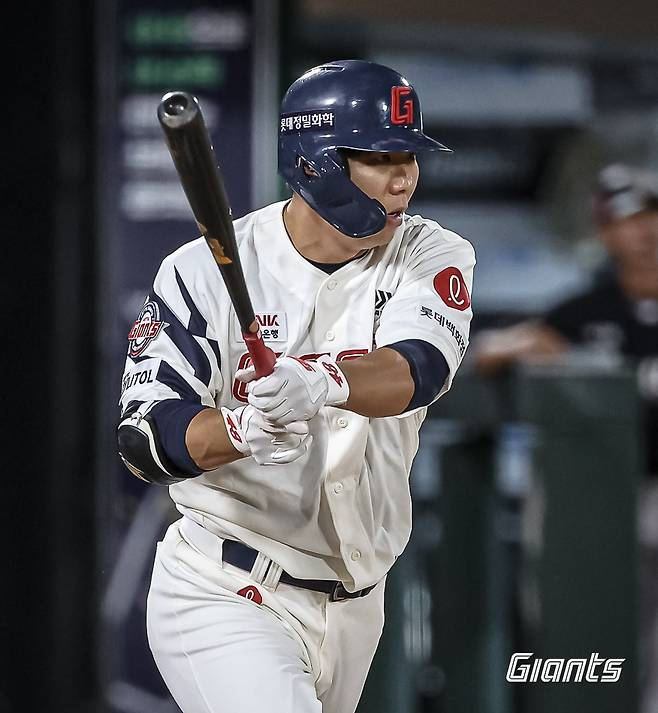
[237, 585, 262, 604]
[433, 267, 471, 311]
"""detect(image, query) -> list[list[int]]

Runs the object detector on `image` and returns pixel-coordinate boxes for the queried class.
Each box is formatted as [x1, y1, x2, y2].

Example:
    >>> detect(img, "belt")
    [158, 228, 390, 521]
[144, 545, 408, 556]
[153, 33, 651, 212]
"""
[180, 518, 375, 602]
[222, 539, 376, 602]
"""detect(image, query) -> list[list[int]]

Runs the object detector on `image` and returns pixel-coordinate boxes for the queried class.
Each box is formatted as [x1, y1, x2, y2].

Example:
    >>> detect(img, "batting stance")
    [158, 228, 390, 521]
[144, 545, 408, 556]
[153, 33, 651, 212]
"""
[118, 60, 475, 713]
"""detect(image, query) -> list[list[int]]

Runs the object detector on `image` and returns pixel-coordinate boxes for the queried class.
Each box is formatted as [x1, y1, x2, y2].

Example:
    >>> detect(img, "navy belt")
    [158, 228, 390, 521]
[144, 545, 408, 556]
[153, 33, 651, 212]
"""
[222, 539, 376, 602]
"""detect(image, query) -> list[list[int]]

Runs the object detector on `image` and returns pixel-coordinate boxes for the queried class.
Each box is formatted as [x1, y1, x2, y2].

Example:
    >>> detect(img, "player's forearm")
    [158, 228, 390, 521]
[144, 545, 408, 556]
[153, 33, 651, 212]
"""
[185, 408, 243, 470]
[474, 322, 568, 375]
[339, 347, 415, 417]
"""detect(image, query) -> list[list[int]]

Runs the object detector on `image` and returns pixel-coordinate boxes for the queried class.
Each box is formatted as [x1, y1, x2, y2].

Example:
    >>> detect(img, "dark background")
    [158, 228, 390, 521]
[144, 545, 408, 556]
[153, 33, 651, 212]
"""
[4, 0, 96, 710]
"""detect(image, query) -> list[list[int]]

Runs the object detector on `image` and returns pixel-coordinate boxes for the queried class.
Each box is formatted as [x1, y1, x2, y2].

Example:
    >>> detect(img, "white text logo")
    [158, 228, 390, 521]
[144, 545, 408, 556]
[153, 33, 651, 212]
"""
[506, 652, 625, 683]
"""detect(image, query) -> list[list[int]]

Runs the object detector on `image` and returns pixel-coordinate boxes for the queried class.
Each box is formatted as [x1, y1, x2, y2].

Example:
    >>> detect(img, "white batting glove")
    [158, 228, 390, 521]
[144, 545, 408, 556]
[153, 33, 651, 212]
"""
[220, 405, 311, 465]
[236, 356, 350, 426]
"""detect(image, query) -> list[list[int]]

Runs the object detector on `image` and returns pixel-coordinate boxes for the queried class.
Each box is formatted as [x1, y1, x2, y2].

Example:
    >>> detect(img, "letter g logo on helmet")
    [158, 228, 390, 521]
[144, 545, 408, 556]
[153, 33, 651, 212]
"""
[391, 86, 414, 125]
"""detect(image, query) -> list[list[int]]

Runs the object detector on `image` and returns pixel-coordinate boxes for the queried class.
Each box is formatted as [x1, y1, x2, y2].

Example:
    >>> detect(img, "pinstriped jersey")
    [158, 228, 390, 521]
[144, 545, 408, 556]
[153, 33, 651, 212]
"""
[119, 200, 475, 591]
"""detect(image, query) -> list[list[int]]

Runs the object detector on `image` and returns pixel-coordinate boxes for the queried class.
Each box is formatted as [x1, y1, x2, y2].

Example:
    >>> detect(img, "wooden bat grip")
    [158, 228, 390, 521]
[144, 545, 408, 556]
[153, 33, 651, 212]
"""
[242, 331, 277, 378]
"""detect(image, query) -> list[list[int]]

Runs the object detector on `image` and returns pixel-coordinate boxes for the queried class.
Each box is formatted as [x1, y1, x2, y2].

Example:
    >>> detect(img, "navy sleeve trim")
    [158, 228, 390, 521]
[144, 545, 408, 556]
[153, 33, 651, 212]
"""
[174, 268, 222, 373]
[175, 268, 209, 336]
[385, 339, 450, 411]
[156, 362, 203, 402]
[150, 291, 213, 386]
[149, 399, 210, 476]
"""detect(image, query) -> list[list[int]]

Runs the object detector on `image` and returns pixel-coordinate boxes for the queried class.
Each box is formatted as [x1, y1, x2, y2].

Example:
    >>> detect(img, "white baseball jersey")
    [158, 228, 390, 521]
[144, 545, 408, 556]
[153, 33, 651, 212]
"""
[120, 200, 475, 591]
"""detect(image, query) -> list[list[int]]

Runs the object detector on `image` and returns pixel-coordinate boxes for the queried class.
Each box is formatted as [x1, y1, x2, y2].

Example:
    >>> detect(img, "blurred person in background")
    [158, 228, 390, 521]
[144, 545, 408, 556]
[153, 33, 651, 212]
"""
[475, 163, 658, 711]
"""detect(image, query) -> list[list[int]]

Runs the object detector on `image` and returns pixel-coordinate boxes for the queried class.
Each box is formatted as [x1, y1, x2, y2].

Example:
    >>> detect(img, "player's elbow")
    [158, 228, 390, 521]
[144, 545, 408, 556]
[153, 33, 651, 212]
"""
[117, 403, 204, 485]
[385, 340, 450, 411]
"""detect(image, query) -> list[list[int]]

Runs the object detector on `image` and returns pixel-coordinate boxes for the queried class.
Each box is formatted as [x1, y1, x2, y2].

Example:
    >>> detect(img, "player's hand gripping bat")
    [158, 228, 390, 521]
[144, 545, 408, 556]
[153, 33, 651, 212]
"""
[157, 91, 276, 378]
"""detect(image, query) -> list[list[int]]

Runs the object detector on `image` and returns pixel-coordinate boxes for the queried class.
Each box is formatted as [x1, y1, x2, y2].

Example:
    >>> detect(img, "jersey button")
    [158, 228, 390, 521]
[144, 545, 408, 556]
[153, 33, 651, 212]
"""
[333, 482, 344, 494]
[327, 279, 338, 290]
[337, 416, 348, 428]
[350, 550, 361, 561]
[326, 330, 335, 341]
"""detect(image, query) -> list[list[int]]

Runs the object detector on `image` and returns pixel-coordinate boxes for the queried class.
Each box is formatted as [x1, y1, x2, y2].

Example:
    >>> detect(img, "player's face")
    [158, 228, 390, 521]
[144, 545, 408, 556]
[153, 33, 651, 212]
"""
[345, 151, 419, 248]
[602, 210, 658, 270]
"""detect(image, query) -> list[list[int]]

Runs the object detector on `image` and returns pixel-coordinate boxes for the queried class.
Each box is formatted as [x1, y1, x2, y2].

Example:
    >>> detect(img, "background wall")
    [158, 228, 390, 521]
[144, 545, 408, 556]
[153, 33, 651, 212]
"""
[304, 0, 658, 38]
[2, 0, 97, 711]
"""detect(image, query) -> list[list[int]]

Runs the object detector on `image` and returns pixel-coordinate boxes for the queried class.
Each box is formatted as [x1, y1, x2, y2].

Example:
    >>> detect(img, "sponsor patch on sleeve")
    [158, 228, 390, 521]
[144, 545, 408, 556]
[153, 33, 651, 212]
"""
[433, 267, 471, 311]
[121, 364, 156, 396]
[419, 305, 467, 357]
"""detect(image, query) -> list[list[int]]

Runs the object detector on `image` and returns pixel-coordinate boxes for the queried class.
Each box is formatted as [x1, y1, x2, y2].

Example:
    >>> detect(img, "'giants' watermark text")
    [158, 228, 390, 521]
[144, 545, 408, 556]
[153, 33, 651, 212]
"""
[506, 652, 625, 683]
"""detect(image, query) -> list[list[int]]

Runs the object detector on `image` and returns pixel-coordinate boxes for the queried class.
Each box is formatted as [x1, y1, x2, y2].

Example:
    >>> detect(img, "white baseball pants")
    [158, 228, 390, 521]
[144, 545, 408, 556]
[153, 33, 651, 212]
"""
[146, 518, 386, 713]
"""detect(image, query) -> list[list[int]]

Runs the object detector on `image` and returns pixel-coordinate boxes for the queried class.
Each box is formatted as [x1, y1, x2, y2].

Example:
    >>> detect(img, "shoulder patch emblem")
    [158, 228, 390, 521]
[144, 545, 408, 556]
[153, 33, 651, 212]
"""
[128, 300, 167, 358]
[433, 267, 471, 311]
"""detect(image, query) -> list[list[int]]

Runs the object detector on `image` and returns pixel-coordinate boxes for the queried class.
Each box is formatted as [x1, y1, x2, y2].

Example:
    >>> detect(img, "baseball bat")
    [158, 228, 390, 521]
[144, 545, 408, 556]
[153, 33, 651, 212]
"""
[157, 91, 276, 378]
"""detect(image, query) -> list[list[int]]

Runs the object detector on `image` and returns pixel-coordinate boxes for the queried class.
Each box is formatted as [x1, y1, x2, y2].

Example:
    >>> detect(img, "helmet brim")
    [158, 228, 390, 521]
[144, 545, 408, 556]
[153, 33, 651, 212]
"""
[336, 129, 451, 154]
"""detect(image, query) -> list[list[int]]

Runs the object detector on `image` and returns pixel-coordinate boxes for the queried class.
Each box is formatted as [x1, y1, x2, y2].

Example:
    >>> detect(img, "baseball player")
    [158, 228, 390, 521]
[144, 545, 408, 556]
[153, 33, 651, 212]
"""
[118, 59, 475, 713]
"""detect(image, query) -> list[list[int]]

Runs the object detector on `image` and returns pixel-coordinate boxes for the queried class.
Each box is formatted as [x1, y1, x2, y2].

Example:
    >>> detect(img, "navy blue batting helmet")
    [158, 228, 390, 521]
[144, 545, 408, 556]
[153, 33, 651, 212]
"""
[278, 59, 451, 238]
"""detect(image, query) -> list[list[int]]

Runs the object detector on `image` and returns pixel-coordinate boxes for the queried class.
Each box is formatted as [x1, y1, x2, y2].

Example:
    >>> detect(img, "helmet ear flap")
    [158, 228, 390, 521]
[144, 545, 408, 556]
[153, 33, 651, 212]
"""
[299, 152, 350, 179]
[286, 144, 386, 238]
[336, 148, 352, 179]
[296, 156, 320, 179]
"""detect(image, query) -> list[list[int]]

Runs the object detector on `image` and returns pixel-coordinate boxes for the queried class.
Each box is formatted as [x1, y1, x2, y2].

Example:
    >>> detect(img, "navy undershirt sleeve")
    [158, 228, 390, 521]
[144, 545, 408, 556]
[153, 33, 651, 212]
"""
[385, 339, 450, 411]
[149, 400, 209, 476]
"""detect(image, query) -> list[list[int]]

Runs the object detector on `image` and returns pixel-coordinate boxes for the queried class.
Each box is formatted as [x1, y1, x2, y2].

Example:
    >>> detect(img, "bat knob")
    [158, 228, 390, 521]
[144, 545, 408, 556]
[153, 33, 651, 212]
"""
[163, 93, 188, 116]
[158, 91, 199, 128]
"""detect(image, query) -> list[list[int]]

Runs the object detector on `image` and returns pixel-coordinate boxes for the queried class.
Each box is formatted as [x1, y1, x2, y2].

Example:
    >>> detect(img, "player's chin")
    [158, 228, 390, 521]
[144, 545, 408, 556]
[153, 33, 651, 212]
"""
[359, 221, 399, 248]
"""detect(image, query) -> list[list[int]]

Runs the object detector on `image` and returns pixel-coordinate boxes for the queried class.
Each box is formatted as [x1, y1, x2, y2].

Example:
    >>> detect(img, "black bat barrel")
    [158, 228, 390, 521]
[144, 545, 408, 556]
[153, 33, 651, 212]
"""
[157, 91, 256, 333]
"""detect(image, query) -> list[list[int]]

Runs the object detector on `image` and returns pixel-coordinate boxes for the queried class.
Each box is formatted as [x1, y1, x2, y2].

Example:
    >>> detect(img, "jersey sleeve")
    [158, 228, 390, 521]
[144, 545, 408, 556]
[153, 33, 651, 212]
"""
[119, 252, 223, 420]
[375, 227, 475, 400]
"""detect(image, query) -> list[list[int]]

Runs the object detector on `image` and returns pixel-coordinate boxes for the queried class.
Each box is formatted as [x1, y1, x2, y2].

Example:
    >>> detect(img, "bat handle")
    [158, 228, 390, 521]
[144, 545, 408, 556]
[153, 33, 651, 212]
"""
[242, 331, 277, 378]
